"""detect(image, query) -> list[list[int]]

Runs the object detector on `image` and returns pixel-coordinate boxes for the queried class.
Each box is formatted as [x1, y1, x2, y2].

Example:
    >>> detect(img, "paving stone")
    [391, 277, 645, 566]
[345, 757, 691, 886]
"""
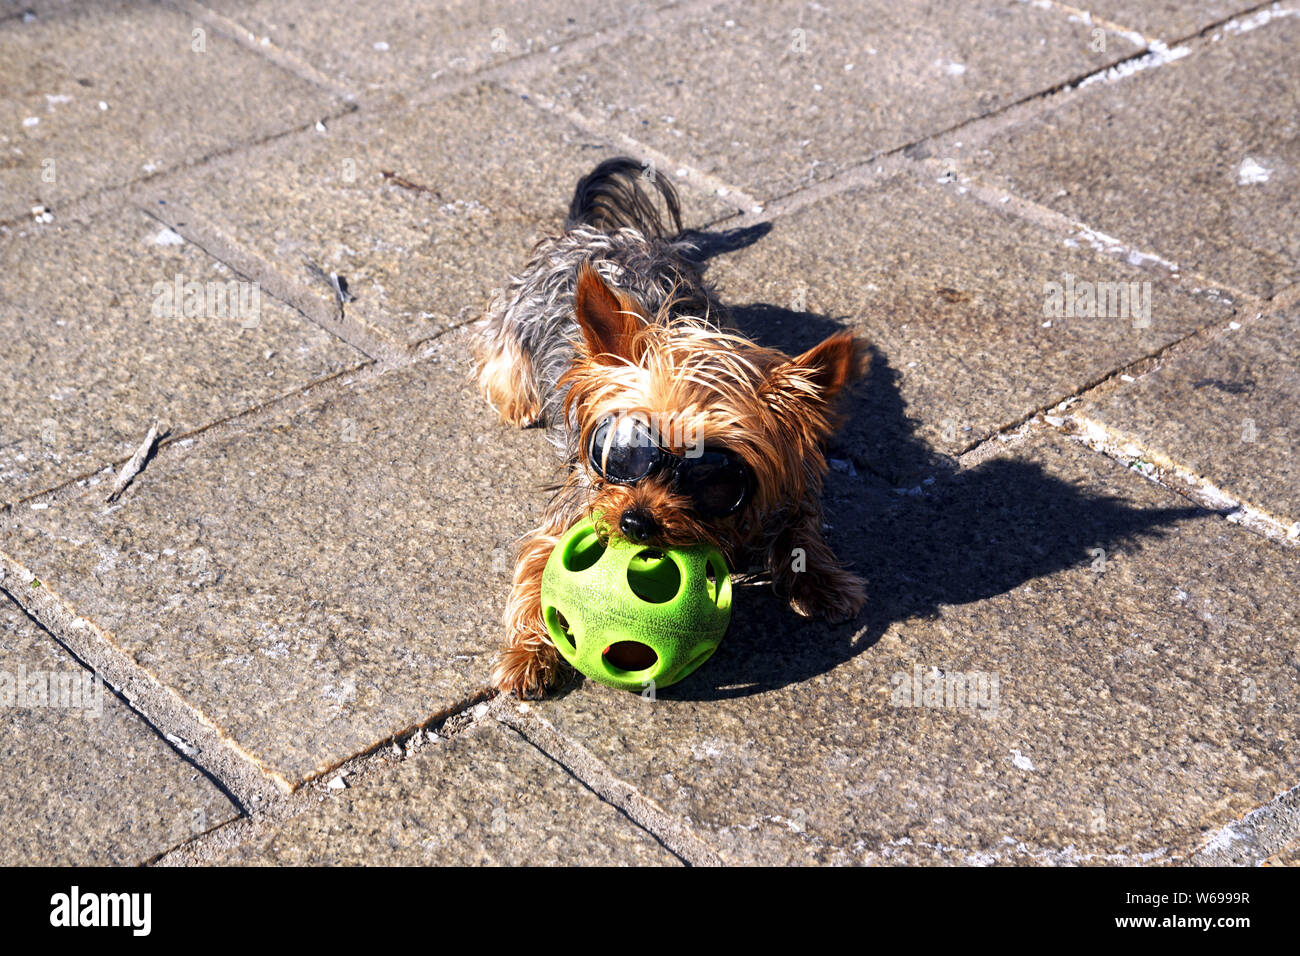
[1189, 779, 1300, 864]
[154, 84, 733, 347]
[0, 206, 366, 503]
[1075, 307, 1300, 529]
[966, 13, 1300, 298]
[0, 331, 558, 788]
[1080, 1, 1265, 42]
[219, 719, 676, 865]
[0, 593, 239, 865]
[526, 429, 1300, 864]
[1265, 841, 1300, 865]
[523, 0, 1143, 203]
[704, 172, 1237, 482]
[0, 0, 342, 221]
[204, 0, 665, 98]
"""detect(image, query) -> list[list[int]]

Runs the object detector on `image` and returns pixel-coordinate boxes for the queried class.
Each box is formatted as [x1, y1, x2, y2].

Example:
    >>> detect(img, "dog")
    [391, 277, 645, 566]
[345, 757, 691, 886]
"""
[475, 157, 866, 698]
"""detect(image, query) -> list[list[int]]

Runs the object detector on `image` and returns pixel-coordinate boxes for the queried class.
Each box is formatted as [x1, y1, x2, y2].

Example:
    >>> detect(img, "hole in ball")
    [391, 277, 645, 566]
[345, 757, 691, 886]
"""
[707, 556, 731, 609]
[627, 549, 682, 604]
[562, 528, 606, 573]
[544, 606, 577, 651]
[603, 641, 658, 673]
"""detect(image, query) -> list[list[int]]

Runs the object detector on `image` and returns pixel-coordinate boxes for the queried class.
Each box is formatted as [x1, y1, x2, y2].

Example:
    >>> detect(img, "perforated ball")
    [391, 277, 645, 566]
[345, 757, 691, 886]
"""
[540, 517, 732, 691]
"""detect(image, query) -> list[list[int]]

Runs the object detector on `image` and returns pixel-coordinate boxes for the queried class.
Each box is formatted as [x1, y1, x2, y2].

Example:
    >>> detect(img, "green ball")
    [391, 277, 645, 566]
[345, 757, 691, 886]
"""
[540, 517, 732, 691]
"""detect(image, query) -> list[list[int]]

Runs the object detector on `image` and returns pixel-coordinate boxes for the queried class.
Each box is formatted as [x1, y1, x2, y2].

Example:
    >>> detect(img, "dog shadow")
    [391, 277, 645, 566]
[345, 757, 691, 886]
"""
[657, 267, 1210, 700]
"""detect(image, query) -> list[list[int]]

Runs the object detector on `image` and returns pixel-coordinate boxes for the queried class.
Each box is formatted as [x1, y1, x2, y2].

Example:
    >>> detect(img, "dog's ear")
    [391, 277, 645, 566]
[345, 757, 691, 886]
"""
[573, 262, 646, 364]
[765, 331, 866, 407]
[792, 332, 865, 400]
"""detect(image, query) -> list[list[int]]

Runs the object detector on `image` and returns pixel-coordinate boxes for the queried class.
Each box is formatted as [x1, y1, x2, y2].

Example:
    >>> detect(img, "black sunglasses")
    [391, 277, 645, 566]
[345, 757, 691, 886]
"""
[588, 415, 754, 518]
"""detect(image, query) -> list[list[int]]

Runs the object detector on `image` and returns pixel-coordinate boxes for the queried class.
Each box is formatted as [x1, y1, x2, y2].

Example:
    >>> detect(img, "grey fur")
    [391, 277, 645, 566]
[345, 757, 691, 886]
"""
[478, 160, 723, 452]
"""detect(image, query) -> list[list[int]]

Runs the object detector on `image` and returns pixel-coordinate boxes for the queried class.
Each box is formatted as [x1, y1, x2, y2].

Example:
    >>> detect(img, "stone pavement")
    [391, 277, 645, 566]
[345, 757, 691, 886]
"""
[1, 0, 1297, 866]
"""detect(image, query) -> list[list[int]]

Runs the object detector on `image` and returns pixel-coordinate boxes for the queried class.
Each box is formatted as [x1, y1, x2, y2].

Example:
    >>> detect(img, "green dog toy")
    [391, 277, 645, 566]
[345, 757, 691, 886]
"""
[540, 516, 732, 691]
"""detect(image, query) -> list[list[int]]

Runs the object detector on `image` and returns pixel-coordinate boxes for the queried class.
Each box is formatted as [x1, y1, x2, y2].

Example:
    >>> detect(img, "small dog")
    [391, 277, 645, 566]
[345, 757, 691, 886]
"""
[475, 157, 866, 698]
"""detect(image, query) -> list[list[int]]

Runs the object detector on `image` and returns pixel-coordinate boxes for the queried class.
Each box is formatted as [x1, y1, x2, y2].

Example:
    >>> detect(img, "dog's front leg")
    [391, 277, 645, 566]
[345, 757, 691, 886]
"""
[490, 523, 566, 699]
[767, 504, 867, 624]
[490, 478, 593, 700]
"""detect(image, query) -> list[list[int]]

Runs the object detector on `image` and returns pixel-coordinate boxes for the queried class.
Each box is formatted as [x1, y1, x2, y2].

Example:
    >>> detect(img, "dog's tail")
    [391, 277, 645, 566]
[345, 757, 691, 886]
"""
[565, 156, 683, 238]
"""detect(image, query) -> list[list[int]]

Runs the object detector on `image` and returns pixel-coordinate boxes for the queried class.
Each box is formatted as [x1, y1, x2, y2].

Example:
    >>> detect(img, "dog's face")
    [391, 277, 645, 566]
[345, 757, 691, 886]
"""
[560, 264, 863, 556]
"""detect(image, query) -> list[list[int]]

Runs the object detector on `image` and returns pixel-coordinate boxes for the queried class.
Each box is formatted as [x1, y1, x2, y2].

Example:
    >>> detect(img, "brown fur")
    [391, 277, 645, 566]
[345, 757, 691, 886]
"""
[473, 332, 541, 427]
[483, 265, 867, 698]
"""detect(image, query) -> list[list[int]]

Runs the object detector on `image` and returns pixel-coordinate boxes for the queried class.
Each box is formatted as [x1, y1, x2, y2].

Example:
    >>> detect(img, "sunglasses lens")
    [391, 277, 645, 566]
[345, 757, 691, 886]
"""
[677, 450, 752, 516]
[589, 416, 659, 483]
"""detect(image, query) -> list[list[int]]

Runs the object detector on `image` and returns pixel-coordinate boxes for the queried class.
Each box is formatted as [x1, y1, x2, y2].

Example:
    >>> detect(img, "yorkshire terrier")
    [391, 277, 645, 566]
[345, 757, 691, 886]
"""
[475, 157, 866, 698]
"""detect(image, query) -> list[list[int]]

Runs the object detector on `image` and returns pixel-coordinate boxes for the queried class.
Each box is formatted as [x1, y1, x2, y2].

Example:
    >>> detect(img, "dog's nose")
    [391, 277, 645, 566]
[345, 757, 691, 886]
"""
[619, 508, 658, 542]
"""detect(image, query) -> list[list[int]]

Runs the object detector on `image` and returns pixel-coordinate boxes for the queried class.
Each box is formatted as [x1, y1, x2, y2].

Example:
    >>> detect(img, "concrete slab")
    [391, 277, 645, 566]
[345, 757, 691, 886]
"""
[523, 430, 1300, 864]
[1080, 1, 1264, 42]
[1189, 780, 1300, 864]
[152, 84, 733, 348]
[0, 206, 367, 503]
[1, 0, 1294, 873]
[966, 13, 1300, 298]
[204, 0, 667, 99]
[0, 592, 239, 865]
[0, 331, 557, 788]
[1266, 842, 1300, 865]
[522, 0, 1143, 202]
[218, 719, 676, 865]
[0, 0, 342, 221]
[704, 172, 1236, 482]
[1075, 307, 1300, 530]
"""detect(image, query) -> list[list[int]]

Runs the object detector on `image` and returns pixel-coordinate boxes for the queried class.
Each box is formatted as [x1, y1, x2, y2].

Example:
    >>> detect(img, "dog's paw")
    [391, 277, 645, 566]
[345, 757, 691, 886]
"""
[787, 567, 867, 623]
[495, 395, 542, 429]
[475, 334, 542, 428]
[490, 641, 560, 700]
